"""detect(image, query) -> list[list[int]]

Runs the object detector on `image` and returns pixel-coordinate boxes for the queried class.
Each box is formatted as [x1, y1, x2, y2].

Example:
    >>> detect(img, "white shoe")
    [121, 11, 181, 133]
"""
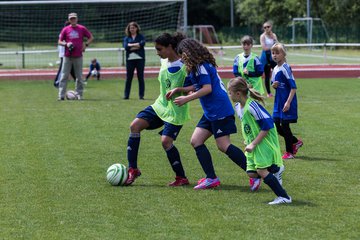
[273, 165, 285, 185]
[76, 95, 83, 100]
[268, 196, 292, 205]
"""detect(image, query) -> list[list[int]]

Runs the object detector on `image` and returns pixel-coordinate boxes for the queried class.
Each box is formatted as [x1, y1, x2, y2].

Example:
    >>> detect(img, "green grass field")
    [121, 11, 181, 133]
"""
[1, 78, 359, 239]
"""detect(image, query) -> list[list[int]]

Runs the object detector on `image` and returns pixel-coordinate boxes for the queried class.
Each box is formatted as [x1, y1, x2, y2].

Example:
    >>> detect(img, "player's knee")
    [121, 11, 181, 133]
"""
[161, 138, 173, 150]
[129, 121, 141, 133]
[216, 144, 227, 153]
[190, 137, 202, 148]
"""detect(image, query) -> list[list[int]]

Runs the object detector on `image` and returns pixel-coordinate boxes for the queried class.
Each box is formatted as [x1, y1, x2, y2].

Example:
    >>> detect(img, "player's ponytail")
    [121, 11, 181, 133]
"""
[228, 77, 265, 105]
[171, 32, 186, 50]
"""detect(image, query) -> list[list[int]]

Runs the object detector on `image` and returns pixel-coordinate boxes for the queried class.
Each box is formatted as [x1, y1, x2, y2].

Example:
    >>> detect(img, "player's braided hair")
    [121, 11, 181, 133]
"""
[177, 38, 217, 73]
[227, 77, 265, 105]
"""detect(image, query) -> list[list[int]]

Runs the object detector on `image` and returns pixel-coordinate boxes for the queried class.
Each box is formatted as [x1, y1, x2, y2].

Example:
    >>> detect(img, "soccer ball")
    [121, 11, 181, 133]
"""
[91, 69, 98, 76]
[65, 90, 77, 100]
[106, 163, 128, 186]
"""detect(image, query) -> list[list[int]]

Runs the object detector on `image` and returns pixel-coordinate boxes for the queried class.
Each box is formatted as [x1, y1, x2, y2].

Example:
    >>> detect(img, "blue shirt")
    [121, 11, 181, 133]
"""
[271, 63, 298, 121]
[123, 34, 146, 60]
[233, 54, 264, 77]
[89, 62, 100, 71]
[188, 62, 234, 121]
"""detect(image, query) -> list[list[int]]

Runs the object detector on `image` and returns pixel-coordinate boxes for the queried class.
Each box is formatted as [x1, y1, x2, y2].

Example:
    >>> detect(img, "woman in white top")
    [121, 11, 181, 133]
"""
[260, 21, 278, 97]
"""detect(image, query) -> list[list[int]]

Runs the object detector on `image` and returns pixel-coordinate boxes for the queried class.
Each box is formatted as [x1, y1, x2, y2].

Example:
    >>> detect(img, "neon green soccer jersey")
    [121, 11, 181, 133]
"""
[151, 59, 190, 125]
[234, 98, 283, 170]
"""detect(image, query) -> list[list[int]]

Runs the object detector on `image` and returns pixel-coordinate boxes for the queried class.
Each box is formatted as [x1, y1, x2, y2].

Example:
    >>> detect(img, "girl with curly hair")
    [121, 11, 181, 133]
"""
[166, 38, 250, 190]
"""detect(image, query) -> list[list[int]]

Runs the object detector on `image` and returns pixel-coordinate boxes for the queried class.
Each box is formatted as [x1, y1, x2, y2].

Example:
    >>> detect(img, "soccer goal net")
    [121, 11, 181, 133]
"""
[0, 0, 185, 46]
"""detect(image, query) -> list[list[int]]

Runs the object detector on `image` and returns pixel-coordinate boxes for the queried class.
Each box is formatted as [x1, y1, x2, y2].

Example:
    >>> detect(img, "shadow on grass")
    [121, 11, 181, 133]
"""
[264, 199, 317, 207]
[126, 183, 275, 193]
[295, 156, 340, 161]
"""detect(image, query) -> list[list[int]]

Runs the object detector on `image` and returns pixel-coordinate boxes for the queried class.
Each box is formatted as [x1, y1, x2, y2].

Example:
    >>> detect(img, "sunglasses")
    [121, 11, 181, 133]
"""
[264, 26, 271, 29]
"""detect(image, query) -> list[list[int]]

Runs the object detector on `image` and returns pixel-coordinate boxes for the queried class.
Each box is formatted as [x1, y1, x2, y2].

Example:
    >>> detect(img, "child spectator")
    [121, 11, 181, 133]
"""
[85, 58, 101, 81]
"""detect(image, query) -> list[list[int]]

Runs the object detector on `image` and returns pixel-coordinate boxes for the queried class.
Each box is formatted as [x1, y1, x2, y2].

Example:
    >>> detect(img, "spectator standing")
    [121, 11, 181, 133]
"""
[57, 12, 93, 100]
[260, 21, 278, 97]
[123, 22, 146, 100]
[54, 20, 76, 88]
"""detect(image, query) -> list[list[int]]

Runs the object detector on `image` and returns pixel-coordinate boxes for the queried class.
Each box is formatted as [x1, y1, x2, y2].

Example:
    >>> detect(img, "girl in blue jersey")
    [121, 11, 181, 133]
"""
[227, 77, 292, 205]
[271, 43, 303, 159]
[166, 38, 248, 190]
[124, 32, 191, 187]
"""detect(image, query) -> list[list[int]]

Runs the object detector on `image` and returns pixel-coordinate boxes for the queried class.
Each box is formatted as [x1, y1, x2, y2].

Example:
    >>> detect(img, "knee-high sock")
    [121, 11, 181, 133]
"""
[225, 144, 247, 172]
[264, 173, 290, 199]
[127, 133, 140, 168]
[166, 145, 186, 178]
[194, 144, 216, 179]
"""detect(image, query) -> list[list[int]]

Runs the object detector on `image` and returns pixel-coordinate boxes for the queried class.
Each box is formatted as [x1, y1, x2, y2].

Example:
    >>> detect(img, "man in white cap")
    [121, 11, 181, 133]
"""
[57, 12, 93, 100]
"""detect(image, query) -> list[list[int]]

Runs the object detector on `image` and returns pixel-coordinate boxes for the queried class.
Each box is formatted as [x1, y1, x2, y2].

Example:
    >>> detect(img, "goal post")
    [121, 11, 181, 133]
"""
[292, 17, 329, 44]
[0, 0, 187, 46]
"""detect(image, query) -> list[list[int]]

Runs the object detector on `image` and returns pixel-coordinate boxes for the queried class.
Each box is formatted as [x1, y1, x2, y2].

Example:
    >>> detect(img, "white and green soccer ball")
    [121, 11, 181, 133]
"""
[91, 69, 98, 76]
[106, 163, 128, 186]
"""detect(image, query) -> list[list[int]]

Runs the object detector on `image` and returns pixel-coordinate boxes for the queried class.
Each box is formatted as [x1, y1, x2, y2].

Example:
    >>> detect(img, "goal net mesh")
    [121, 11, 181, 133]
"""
[0, 1, 184, 46]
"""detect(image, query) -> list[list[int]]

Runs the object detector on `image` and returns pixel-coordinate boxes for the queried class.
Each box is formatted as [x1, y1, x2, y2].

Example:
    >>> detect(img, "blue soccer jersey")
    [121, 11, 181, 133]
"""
[188, 62, 234, 121]
[271, 63, 298, 121]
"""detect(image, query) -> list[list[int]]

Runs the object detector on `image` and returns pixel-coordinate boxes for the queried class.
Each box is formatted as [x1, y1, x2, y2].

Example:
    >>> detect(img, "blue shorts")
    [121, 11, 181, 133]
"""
[196, 115, 237, 139]
[136, 106, 183, 140]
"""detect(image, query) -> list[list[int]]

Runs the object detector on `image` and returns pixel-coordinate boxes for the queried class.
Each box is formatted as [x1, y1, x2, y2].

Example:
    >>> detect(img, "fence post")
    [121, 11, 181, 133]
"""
[22, 43, 25, 69]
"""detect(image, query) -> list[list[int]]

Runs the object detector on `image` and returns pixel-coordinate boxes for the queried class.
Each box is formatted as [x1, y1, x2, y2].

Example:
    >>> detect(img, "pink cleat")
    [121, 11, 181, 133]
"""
[282, 152, 295, 160]
[249, 178, 262, 191]
[293, 139, 303, 155]
[194, 177, 220, 190]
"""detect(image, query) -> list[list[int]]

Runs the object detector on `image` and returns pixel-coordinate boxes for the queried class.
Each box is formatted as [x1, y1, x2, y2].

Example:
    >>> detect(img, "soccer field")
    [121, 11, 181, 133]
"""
[0, 78, 359, 239]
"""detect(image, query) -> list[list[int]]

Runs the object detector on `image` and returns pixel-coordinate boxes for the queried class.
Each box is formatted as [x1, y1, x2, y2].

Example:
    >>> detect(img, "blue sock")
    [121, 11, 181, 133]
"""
[166, 145, 186, 178]
[127, 133, 140, 169]
[264, 173, 290, 199]
[194, 144, 216, 179]
[225, 144, 247, 172]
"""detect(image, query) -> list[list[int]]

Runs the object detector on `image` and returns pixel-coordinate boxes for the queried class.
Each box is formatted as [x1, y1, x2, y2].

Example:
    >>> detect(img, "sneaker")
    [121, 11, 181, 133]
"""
[293, 139, 303, 155]
[249, 178, 261, 191]
[267, 93, 273, 98]
[76, 95, 83, 100]
[58, 97, 64, 101]
[168, 176, 190, 187]
[273, 165, 285, 185]
[268, 196, 292, 205]
[124, 167, 141, 186]
[282, 152, 295, 160]
[197, 178, 206, 185]
[194, 177, 220, 190]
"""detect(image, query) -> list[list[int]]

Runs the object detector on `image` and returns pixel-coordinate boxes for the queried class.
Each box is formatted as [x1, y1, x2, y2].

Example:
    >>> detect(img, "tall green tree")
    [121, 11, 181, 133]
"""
[188, 0, 234, 29]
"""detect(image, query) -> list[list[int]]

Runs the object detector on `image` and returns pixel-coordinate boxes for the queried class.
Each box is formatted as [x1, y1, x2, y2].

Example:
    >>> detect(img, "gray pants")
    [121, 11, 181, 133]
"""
[58, 56, 84, 98]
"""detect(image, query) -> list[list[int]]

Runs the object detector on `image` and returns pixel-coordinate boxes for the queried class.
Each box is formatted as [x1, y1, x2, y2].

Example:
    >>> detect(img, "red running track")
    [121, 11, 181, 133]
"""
[0, 64, 359, 81]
